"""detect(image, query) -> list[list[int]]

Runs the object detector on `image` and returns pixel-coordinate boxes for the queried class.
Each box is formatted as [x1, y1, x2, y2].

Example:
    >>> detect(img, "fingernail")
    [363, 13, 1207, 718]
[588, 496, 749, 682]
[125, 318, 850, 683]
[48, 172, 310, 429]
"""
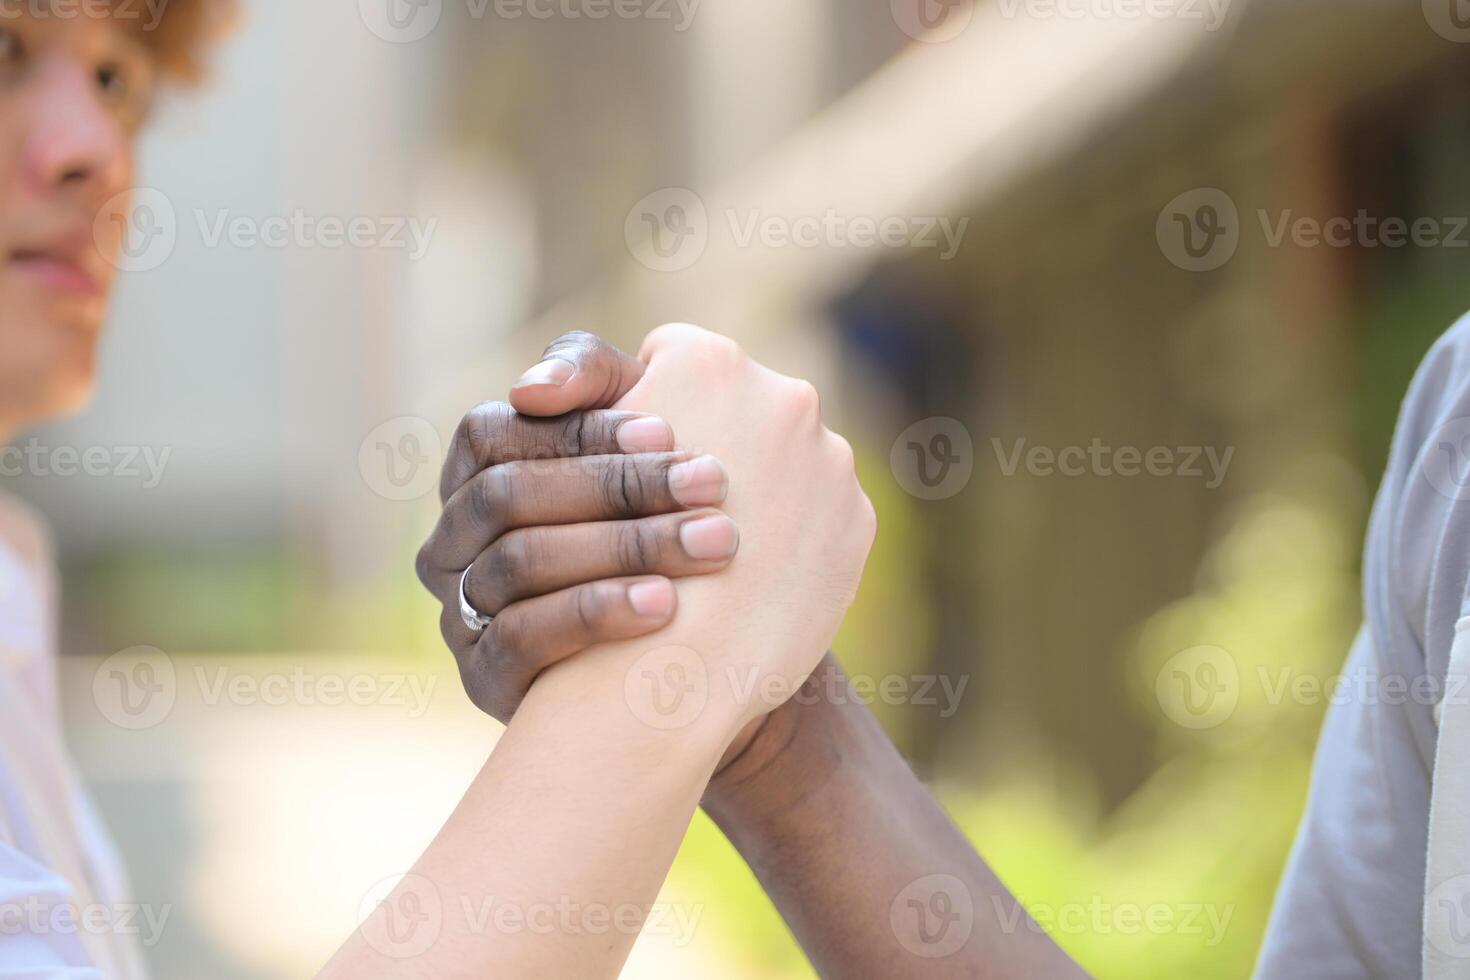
[679, 514, 739, 561]
[628, 579, 675, 618]
[617, 416, 673, 453]
[668, 455, 728, 508]
[512, 358, 575, 389]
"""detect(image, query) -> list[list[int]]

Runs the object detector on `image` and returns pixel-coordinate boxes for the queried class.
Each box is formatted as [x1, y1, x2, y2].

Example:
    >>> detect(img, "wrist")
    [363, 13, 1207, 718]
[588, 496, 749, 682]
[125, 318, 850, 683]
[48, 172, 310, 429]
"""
[702, 651, 842, 819]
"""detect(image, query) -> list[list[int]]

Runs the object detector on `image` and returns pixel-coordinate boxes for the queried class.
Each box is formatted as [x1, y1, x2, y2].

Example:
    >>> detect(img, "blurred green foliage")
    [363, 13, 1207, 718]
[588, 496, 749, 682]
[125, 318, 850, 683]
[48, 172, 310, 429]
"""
[75, 528, 444, 658]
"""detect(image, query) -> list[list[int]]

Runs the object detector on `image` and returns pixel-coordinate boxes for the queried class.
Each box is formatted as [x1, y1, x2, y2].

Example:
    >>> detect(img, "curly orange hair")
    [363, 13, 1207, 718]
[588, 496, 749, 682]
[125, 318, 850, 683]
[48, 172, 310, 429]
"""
[119, 0, 236, 83]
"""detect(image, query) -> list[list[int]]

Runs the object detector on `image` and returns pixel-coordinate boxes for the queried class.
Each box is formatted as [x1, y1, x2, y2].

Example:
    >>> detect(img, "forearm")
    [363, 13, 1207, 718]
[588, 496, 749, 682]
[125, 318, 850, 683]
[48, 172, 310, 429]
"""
[704, 654, 1088, 980]
[322, 648, 736, 979]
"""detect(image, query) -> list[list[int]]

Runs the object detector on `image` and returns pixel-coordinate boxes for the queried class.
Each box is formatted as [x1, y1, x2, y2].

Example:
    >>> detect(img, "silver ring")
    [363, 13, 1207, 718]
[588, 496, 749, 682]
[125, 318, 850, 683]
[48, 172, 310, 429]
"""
[459, 567, 494, 632]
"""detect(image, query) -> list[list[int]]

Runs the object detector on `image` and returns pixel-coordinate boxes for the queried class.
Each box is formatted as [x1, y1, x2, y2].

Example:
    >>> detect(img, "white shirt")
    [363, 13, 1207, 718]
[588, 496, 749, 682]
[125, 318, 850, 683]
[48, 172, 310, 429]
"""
[0, 493, 144, 978]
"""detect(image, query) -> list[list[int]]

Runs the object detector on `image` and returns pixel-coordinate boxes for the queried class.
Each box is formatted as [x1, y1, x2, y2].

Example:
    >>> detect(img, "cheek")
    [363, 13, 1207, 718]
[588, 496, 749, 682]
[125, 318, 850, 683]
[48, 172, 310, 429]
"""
[93, 194, 130, 266]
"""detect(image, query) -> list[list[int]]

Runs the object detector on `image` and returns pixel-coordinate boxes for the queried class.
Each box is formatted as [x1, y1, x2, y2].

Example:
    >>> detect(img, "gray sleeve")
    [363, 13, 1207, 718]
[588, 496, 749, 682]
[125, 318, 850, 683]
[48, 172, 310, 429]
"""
[1255, 315, 1470, 978]
[1253, 626, 1431, 978]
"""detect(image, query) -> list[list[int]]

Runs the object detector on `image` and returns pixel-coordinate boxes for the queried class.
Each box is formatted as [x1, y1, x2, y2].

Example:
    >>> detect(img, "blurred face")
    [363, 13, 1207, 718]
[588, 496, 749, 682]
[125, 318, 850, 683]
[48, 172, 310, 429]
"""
[0, 7, 155, 438]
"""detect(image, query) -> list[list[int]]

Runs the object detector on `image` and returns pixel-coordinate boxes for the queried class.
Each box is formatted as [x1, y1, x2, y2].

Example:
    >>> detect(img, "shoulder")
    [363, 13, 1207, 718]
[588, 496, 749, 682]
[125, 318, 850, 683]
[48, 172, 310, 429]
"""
[1365, 312, 1470, 679]
[1391, 312, 1470, 455]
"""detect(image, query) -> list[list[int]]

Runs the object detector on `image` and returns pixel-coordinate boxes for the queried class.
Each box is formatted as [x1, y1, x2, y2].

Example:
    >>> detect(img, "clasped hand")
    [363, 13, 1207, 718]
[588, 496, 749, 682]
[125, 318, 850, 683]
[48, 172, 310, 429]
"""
[416, 323, 876, 757]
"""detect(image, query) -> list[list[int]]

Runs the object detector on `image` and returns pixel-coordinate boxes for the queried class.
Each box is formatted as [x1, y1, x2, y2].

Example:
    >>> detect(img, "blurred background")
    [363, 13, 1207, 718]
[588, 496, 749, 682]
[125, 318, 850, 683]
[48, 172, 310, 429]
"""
[8, 0, 1470, 975]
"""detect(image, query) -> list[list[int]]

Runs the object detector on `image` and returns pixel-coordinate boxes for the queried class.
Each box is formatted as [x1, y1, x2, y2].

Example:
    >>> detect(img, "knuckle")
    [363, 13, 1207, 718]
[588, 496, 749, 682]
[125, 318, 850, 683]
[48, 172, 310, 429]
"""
[573, 583, 611, 635]
[644, 322, 705, 352]
[471, 464, 515, 531]
[545, 330, 601, 359]
[616, 520, 659, 574]
[482, 615, 522, 673]
[459, 650, 510, 722]
[790, 379, 821, 417]
[600, 455, 644, 518]
[644, 323, 744, 368]
[827, 431, 855, 470]
[704, 331, 744, 363]
[414, 544, 435, 589]
[483, 532, 530, 596]
[460, 401, 516, 463]
[439, 605, 465, 644]
[857, 492, 879, 542]
[557, 412, 591, 457]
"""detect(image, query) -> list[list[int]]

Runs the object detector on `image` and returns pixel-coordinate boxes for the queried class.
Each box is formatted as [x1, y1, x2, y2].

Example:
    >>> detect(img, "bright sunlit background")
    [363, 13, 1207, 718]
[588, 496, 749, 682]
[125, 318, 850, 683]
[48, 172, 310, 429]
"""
[9, 0, 1470, 976]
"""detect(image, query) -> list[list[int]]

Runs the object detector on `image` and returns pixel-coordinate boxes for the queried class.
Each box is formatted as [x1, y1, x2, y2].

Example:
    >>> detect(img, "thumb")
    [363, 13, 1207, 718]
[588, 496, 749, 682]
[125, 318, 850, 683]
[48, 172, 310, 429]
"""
[509, 331, 647, 416]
